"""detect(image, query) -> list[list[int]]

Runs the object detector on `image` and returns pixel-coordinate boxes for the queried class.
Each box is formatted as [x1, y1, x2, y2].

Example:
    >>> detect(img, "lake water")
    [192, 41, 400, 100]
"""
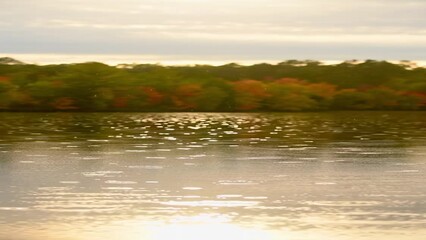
[0, 112, 425, 240]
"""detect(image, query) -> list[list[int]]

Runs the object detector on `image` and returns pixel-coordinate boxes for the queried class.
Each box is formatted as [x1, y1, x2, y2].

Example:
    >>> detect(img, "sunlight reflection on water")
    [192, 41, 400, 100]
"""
[0, 112, 426, 240]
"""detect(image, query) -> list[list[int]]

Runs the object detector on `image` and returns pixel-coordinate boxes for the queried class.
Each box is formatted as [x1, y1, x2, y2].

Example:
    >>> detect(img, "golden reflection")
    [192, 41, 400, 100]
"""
[6, 213, 422, 240]
[145, 214, 277, 240]
[35, 214, 283, 240]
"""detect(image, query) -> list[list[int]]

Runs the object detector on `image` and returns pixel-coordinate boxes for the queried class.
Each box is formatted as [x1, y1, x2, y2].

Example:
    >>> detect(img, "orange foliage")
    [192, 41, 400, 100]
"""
[405, 92, 426, 106]
[141, 87, 164, 105]
[233, 80, 269, 98]
[113, 97, 129, 108]
[233, 80, 269, 111]
[308, 83, 337, 99]
[274, 78, 306, 85]
[51, 97, 78, 110]
[175, 84, 202, 97]
[0, 76, 10, 82]
[172, 84, 202, 110]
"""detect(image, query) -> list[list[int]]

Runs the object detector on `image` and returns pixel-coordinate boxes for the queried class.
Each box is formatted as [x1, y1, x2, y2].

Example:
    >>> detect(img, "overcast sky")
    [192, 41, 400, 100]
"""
[1, 0, 426, 64]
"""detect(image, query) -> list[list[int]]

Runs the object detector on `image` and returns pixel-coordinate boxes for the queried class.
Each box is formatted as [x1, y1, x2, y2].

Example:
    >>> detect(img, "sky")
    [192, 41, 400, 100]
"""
[1, 0, 426, 65]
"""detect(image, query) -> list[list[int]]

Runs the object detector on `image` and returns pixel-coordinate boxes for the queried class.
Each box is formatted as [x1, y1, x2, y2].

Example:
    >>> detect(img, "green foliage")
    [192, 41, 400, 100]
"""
[0, 60, 425, 112]
[265, 80, 327, 111]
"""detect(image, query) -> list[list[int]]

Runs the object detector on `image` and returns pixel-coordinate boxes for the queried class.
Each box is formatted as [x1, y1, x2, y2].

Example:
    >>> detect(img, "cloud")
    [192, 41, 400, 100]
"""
[1, 0, 426, 60]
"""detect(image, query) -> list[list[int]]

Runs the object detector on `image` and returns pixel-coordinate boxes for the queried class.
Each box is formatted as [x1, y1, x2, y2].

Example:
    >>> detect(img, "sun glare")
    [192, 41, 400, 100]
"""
[147, 216, 276, 240]
[150, 224, 270, 240]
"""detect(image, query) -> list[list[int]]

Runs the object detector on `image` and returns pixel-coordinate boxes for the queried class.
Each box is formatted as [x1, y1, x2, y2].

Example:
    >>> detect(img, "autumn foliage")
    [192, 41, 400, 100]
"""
[0, 59, 426, 111]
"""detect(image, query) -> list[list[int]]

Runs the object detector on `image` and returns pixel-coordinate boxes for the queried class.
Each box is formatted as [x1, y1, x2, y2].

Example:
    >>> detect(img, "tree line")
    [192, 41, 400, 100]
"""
[0, 59, 425, 112]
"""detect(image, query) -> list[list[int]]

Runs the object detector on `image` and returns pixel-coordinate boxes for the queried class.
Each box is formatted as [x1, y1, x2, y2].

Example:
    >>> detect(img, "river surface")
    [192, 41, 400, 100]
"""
[0, 112, 425, 240]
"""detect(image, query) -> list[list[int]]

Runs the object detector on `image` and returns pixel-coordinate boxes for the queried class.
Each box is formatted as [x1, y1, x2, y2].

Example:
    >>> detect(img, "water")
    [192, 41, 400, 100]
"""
[0, 112, 425, 240]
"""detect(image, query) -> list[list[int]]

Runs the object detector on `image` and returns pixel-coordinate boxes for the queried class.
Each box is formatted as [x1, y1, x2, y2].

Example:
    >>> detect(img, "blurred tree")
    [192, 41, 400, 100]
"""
[0, 59, 425, 112]
[233, 80, 269, 111]
[265, 80, 317, 111]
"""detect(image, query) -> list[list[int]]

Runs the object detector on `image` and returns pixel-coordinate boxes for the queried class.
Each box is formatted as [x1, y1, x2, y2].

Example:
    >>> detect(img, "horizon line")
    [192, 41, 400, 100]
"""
[2, 53, 426, 67]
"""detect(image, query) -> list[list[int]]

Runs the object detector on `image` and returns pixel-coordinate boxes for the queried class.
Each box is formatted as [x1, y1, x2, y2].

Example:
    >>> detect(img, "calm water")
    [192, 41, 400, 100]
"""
[0, 112, 425, 240]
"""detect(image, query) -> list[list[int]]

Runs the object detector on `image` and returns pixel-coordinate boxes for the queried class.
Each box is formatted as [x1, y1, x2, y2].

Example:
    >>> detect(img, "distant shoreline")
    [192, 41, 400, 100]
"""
[2, 54, 426, 68]
[1, 59, 425, 112]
